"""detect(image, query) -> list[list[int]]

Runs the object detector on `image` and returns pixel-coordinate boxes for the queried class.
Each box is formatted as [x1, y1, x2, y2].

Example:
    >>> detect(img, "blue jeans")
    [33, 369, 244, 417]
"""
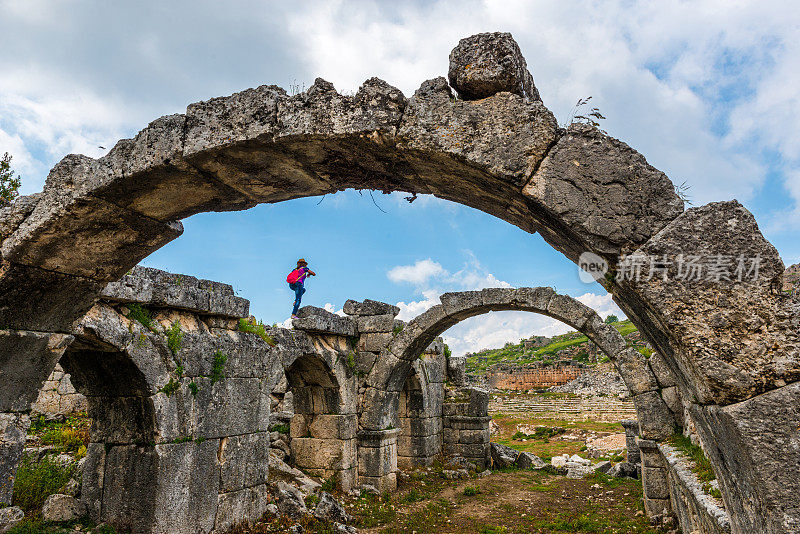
[290, 282, 306, 316]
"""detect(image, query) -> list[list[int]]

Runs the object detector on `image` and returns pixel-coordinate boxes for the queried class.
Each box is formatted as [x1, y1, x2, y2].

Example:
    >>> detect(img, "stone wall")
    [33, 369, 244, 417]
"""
[488, 393, 637, 423]
[487, 363, 584, 390]
[443, 387, 492, 470]
[31, 363, 87, 416]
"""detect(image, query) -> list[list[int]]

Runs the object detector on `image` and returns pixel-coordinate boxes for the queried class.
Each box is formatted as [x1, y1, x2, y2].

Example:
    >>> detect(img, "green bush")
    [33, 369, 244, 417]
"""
[126, 303, 155, 331]
[463, 486, 480, 496]
[13, 455, 75, 516]
[167, 321, 183, 355]
[238, 318, 276, 346]
[209, 351, 227, 384]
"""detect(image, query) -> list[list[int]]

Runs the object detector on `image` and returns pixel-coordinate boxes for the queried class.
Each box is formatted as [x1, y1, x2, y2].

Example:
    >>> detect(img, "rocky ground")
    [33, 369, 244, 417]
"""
[3, 412, 660, 534]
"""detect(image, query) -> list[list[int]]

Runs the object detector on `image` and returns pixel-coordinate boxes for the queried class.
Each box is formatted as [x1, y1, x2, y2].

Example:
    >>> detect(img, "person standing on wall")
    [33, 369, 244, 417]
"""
[287, 258, 316, 319]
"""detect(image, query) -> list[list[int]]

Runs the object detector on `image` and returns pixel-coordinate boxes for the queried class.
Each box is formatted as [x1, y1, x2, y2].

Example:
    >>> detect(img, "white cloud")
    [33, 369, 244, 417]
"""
[387, 259, 446, 285]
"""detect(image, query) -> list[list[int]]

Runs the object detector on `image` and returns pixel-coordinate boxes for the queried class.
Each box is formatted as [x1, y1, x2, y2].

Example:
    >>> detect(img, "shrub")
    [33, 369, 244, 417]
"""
[188, 381, 199, 396]
[13, 455, 75, 516]
[159, 378, 180, 396]
[238, 318, 276, 346]
[463, 486, 480, 496]
[167, 321, 183, 355]
[209, 351, 227, 384]
[604, 314, 619, 324]
[126, 303, 155, 331]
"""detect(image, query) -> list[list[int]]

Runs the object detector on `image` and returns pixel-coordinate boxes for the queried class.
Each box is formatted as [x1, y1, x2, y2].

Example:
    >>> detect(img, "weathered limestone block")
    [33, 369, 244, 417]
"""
[632, 391, 674, 440]
[615, 347, 660, 395]
[102, 266, 249, 319]
[214, 484, 271, 533]
[446, 356, 467, 386]
[523, 123, 683, 260]
[356, 314, 395, 333]
[546, 293, 596, 330]
[621, 420, 640, 464]
[621, 200, 799, 405]
[293, 309, 356, 337]
[218, 432, 270, 492]
[358, 429, 399, 490]
[0, 193, 41, 245]
[307, 414, 358, 440]
[343, 299, 399, 317]
[1, 191, 183, 282]
[0, 413, 29, 505]
[292, 438, 356, 471]
[689, 382, 800, 534]
[0, 330, 74, 411]
[648, 352, 677, 388]
[439, 291, 483, 317]
[659, 443, 731, 534]
[399, 76, 557, 187]
[188, 377, 270, 438]
[179, 329, 272, 378]
[448, 32, 540, 101]
[0, 261, 105, 332]
[358, 333, 392, 352]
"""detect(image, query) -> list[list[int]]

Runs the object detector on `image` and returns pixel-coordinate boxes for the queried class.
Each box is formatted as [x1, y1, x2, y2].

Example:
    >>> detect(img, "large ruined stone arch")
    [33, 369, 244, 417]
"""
[0, 32, 797, 533]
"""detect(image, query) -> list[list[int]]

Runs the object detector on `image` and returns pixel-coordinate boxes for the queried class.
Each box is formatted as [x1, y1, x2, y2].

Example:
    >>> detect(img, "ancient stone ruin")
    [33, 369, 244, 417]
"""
[1, 31, 798, 534]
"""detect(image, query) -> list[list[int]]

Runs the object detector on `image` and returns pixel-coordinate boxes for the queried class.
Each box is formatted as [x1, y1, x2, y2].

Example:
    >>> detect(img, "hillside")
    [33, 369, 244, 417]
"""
[465, 320, 650, 375]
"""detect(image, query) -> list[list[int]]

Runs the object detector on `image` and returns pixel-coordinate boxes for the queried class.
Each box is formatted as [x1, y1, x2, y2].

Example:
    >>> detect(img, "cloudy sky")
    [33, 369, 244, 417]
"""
[2, 1, 798, 355]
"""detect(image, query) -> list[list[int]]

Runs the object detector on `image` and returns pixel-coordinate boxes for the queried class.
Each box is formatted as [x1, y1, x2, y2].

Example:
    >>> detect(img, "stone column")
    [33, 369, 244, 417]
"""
[637, 438, 672, 518]
[621, 419, 641, 465]
[357, 429, 399, 492]
[442, 387, 491, 470]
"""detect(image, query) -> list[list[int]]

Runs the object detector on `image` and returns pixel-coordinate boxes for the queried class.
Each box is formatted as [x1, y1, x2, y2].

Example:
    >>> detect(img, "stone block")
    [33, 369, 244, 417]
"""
[643, 496, 671, 517]
[523, 123, 683, 259]
[0, 413, 29, 505]
[292, 438, 355, 471]
[2, 193, 183, 282]
[358, 333, 392, 352]
[0, 261, 104, 332]
[439, 291, 483, 317]
[215, 484, 271, 533]
[633, 391, 674, 440]
[648, 352, 677, 388]
[615, 347, 660, 395]
[218, 432, 270, 492]
[458, 429, 490, 444]
[642, 466, 669, 499]
[357, 314, 396, 333]
[292, 314, 356, 337]
[308, 414, 358, 440]
[0, 330, 74, 412]
[188, 377, 270, 438]
[343, 299, 399, 317]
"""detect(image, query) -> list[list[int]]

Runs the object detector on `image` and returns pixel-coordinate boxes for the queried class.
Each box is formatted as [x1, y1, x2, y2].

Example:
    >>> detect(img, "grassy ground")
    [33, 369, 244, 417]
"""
[491, 413, 624, 461]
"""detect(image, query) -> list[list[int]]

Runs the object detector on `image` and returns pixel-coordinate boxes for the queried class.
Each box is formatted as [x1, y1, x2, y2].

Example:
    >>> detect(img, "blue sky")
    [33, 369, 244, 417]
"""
[1, 1, 798, 355]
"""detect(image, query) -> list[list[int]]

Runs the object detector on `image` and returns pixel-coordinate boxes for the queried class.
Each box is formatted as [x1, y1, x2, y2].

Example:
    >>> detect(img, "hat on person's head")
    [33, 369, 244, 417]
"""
[297, 258, 308, 266]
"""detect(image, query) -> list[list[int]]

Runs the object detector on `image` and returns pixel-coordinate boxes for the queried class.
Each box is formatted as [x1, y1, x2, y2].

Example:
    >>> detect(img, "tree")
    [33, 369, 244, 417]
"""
[0, 152, 22, 205]
[604, 314, 619, 324]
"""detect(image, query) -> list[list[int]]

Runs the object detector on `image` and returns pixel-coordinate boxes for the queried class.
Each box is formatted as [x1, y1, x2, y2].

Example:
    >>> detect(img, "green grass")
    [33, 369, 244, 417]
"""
[268, 423, 289, 434]
[353, 494, 397, 528]
[238, 318, 276, 346]
[385, 499, 453, 534]
[12, 455, 75, 517]
[158, 378, 180, 396]
[668, 433, 717, 483]
[463, 485, 481, 496]
[126, 302, 155, 332]
[29, 414, 89, 456]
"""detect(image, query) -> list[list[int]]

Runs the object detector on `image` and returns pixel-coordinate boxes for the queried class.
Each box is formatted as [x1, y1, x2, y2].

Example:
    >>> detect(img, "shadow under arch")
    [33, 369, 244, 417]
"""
[58, 338, 160, 531]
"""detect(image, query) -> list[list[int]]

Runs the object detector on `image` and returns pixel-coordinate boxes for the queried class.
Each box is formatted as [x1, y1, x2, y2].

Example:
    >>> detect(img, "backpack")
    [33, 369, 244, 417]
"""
[286, 268, 303, 285]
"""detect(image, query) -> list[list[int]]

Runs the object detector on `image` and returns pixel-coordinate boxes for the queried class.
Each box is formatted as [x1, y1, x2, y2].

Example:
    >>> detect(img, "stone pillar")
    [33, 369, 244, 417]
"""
[442, 387, 491, 470]
[0, 413, 29, 506]
[637, 438, 672, 517]
[621, 419, 641, 465]
[357, 429, 399, 492]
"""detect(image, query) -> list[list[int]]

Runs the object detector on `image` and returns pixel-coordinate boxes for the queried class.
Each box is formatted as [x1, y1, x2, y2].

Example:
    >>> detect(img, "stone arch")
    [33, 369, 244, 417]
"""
[284, 352, 358, 491]
[364, 287, 666, 435]
[0, 32, 796, 533]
